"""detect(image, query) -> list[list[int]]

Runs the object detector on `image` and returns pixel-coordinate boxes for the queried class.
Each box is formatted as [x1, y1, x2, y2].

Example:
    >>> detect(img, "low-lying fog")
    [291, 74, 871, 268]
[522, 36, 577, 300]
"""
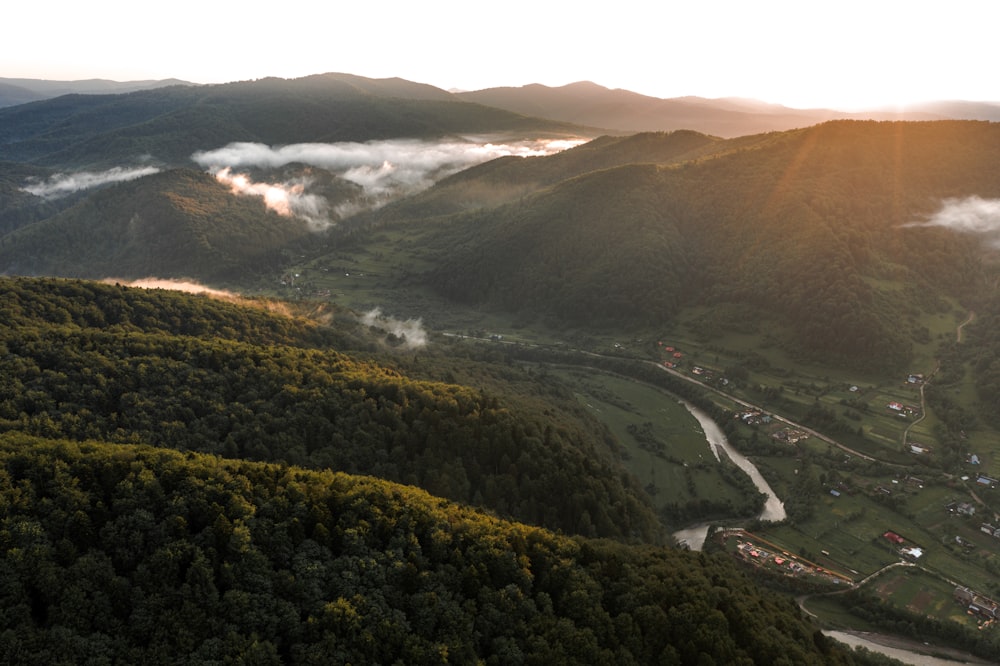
[19, 137, 586, 231]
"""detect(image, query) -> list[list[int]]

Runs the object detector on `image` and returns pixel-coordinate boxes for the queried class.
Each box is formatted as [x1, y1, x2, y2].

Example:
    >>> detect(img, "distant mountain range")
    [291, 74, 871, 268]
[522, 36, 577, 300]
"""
[0, 77, 193, 107]
[3, 72, 999, 140]
[455, 81, 1000, 137]
[0, 73, 585, 168]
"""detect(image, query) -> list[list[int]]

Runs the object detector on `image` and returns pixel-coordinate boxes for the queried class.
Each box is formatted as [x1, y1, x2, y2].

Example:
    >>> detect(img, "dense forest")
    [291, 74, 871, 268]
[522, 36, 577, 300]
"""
[0, 434, 880, 664]
[0, 277, 664, 542]
[0, 277, 900, 663]
[0, 169, 311, 280]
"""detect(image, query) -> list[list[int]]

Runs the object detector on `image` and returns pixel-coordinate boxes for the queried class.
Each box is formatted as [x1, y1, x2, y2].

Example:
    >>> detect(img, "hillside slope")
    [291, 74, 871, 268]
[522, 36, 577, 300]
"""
[0, 169, 312, 281]
[348, 130, 726, 223]
[399, 121, 1000, 372]
[0, 277, 664, 542]
[0, 433, 871, 664]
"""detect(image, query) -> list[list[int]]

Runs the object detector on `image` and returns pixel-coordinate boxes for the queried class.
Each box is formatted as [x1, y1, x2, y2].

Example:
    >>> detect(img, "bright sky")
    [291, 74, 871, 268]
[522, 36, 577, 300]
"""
[4, 0, 997, 110]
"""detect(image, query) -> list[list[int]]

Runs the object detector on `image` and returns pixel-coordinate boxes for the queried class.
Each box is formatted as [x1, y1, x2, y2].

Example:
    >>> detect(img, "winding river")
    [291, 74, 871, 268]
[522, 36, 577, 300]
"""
[671, 401, 786, 550]
[668, 403, 993, 665]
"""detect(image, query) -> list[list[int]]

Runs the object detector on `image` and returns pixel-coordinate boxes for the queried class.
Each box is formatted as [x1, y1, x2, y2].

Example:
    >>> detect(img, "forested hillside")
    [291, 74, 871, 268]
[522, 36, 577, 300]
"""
[346, 130, 726, 223]
[0, 169, 312, 280]
[0, 277, 663, 542]
[0, 434, 878, 664]
[392, 121, 1000, 372]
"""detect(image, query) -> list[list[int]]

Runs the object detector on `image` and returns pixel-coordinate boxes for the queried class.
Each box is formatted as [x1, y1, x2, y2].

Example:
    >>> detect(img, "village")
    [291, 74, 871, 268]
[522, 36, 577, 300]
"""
[726, 527, 999, 631]
[719, 529, 854, 585]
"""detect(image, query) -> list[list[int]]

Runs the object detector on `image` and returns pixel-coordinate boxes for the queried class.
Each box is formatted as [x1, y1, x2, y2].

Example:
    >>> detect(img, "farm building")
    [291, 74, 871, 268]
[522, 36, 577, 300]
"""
[977, 475, 998, 488]
[955, 587, 999, 620]
[945, 501, 976, 516]
[980, 524, 1000, 538]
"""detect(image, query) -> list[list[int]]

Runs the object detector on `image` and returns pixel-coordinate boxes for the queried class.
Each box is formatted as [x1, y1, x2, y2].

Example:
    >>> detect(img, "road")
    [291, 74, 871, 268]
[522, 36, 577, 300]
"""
[956, 310, 976, 343]
[642, 359, 882, 462]
[446, 331, 885, 464]
[446, 311, 980, 478]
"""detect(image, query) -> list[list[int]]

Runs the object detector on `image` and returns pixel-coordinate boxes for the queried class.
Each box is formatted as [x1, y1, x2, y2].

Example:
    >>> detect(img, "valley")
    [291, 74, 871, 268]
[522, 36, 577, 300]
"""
[3, 73, 1000, 662]
[258, 168, 1000, 658]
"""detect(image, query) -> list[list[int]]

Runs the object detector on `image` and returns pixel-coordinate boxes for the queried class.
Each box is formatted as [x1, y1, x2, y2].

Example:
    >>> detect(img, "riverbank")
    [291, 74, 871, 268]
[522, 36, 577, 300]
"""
[671, 400, 786, 549]
[826, 630, 997, 665]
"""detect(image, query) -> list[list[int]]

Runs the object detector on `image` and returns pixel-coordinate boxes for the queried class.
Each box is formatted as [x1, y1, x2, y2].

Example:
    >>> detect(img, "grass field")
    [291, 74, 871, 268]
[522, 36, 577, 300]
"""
[545, 366, 758, 521]
[868, 568, 981, 628]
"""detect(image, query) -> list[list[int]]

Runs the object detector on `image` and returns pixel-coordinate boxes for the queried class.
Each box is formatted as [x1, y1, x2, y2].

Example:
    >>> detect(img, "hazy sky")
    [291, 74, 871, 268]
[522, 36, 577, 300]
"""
[4, 0, 997, 109]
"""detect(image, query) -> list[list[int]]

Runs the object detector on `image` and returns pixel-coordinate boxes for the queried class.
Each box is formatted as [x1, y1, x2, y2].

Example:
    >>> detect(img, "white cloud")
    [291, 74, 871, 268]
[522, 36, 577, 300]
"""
[101, 277, 238, 298]
[21, 166, 161, 198]
[192, 136, 586, 211]
[908, 196, 1000, 246]
[360, 307, 427, 350]
[213, 168, 331, 230]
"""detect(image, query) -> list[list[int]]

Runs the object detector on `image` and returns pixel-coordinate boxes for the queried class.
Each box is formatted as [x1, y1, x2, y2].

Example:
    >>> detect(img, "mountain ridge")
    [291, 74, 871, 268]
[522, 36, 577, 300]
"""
[453, 80, 957, 137]
[0, 76, 193, 108]
[0, 73, 592, 168]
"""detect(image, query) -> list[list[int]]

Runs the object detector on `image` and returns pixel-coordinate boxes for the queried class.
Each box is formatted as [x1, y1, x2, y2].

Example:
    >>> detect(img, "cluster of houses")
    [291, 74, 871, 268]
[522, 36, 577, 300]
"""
[735, 541, 807, 574]
[657, 342, 684, 368]
[954, 586, 999, 623]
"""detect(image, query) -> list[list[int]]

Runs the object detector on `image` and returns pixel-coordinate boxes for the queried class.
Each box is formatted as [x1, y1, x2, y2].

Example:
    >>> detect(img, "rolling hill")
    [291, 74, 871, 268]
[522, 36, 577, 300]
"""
[0, 73, 592, 168]
[0, 169, 313, 281]
[0, 431, 867, 664]
[0, 276, 665, 543]
[7, 120, 999, 375]
[337, 121, 1000, 373]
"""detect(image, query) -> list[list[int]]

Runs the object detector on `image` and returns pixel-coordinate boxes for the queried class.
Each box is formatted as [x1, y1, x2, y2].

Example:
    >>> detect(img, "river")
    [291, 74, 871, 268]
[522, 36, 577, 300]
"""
[671, 401, 786, 550]
[668, 403, 993, 665]
[825, 631, 995, 665]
